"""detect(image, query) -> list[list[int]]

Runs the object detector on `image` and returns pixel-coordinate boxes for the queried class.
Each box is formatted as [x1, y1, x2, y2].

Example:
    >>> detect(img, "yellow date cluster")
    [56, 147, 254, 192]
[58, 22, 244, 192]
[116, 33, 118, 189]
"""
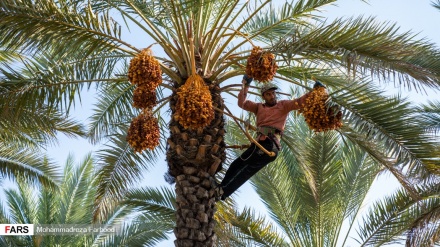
[175, 74, 215, 129]
[128, 48, 162, 109]
[299, 87, 343, 132]
[245, 46, 278, 83]
[132, 86, 157, 109]
[126, 109, 160, 152]
[127, 48, 162, 152]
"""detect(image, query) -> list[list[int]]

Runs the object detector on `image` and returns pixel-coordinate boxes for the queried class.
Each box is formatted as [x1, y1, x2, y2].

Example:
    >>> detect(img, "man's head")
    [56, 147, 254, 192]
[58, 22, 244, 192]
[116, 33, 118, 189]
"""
[260, 83, 278, 106]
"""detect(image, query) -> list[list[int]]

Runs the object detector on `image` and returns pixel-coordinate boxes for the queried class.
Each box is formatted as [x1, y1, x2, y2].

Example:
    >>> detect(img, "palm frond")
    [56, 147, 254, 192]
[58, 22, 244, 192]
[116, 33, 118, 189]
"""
[96, 1, 178, 47]
[357, 184, 440, 246]
[251, 154, 303, 244]
[94, 219, 172, 247]
[432, 0, 440, 11]
[93, 130, 164, 221]
[37, 181, 58, 225]
[5, 183, 37, 225]
[333, 79, 439, 183]
[123, 186, 176, 221]
[0, 102, 86, 147]
[419, 100, 440, 134]
[0, 50, 124, 112]
[243, 0, 336, 44]
[0, 146, 61, 189]
[404, 180, 440, 247]
[1, 186, 35, 245]
[1, 154, 146, 246]
[87, 82, 137, 144]
[93, 186, 175, 246]
[0, 0, 134, 55]
[0, 49, 21, 63]
[274, 16, 440, 90]
[258, 130, 378, 247]
[216, 205, 289, 247]
[59, 154, 95, 224]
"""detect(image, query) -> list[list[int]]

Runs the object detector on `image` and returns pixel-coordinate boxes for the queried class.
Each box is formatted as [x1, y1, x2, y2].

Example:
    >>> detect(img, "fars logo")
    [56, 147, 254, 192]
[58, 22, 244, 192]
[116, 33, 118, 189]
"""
[0, 224, 34, 235]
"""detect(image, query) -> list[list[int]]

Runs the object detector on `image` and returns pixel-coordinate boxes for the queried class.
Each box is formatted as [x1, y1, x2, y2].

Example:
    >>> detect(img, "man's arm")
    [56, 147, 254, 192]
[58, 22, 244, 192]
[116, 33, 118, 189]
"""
[285, 81, 327, 111]
[238, 75, 258, 113]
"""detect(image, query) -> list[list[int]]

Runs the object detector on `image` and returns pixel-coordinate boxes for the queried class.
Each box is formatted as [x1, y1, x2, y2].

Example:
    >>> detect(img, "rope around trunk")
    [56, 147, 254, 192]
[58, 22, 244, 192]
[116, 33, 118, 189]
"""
[214, 106, 276, 157]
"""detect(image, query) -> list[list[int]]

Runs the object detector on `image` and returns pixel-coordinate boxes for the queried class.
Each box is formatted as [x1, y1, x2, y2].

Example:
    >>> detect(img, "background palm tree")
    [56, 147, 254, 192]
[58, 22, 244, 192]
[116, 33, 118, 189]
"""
[0, 154, 175, 247]
[222, 92, 440, 246]
[1, 0, 440, 246]
[0, 48, 83, 189]
[0, 41, 85, 189]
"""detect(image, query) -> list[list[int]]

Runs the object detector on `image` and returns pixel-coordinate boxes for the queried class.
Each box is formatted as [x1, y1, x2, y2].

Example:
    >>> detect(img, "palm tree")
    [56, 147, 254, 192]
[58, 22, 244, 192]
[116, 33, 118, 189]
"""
[0, 154, 173, 247]
[1, 0, 440, 246]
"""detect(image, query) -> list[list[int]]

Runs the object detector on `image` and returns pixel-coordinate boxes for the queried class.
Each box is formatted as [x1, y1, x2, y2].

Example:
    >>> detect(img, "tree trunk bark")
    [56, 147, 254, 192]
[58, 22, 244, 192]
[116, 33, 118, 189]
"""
[167, 83, 226, 247]
[174, 169, 217, 246]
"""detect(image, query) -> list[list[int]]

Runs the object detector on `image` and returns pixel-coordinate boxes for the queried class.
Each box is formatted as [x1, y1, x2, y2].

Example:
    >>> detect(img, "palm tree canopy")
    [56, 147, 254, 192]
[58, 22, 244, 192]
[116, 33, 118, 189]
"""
[1, 0, 439, 187]
[1, 0, 440, 245]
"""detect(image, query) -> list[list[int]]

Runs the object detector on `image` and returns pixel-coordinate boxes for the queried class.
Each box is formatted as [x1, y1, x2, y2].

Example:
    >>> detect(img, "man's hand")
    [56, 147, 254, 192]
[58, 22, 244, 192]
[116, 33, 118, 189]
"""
[243, 74, 253, 86]
[313, 80, 326, 89]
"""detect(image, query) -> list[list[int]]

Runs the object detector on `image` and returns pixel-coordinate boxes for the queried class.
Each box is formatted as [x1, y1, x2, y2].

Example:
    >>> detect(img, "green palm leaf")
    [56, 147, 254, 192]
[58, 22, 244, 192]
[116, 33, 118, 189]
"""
[0, 0, 134, 55]
[87, 82, 136, 144]
[59, 154, 95, 223]
[0, 50, 125, 112]
[419, 100, 440, 134]
[223, 206, 289, 247]
[96, 186, 176, 247]
[273, 16, 440, 90]
[0, 148, 61, 189]
[94, 219, 172, 247]
[0, 49, 21, 63]
[0, 103, 85, 146]
[93, 130, 164, 221]
[433, 0, 440, 11]
[1, 154, 153, 247]
[328, 79, 438, 188]
[357, 184, 440, 246]
[123, 186, 176, 220]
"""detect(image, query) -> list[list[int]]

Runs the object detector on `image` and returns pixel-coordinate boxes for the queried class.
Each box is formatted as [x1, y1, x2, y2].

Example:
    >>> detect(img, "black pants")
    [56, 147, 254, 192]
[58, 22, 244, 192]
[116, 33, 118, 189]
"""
[220, 138, 278, 200]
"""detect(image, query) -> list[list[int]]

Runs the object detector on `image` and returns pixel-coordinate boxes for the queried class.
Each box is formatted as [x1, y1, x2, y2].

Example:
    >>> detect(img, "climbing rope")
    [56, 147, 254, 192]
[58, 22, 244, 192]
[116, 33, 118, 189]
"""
[215, 106, 276, 157]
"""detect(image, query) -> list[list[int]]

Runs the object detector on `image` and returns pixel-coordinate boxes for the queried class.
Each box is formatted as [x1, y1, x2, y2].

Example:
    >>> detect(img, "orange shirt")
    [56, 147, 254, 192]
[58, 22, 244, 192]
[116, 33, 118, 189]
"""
[238, 88, 309, 132]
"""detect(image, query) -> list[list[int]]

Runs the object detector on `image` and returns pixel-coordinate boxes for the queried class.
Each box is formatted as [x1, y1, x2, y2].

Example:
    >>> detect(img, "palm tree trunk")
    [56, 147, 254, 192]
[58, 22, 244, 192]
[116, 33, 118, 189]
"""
[167, 83, 226, 247]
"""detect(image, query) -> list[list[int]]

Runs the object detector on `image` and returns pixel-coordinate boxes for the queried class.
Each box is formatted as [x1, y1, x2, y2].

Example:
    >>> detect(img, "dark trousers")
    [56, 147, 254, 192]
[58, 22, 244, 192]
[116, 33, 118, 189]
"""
[220, 138, 278, 200]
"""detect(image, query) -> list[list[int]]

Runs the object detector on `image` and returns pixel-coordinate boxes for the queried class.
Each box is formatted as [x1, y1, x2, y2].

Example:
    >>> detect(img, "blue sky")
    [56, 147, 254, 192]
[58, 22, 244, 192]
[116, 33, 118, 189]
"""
[2, 0, 439, 246]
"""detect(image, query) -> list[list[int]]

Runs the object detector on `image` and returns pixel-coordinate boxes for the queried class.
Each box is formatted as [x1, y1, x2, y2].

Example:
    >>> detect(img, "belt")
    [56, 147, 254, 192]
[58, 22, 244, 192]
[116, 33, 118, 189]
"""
[257, 126, 283, 136]
[257, 126, 282, 150]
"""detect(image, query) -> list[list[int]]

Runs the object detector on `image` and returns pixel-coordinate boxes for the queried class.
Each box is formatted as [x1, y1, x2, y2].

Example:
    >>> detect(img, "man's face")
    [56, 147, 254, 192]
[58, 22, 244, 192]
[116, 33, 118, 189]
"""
[262, 89, 277, 106]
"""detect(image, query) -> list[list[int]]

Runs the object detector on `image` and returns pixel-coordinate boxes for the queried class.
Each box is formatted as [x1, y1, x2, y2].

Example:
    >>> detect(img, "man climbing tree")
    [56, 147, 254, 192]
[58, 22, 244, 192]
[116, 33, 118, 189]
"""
[216, 75, 326, 200]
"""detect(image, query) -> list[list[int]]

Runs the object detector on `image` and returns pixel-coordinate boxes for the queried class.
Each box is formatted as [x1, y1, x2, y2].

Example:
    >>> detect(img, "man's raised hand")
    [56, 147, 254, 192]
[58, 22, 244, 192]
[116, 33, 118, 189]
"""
[243, 74, 253, 86]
